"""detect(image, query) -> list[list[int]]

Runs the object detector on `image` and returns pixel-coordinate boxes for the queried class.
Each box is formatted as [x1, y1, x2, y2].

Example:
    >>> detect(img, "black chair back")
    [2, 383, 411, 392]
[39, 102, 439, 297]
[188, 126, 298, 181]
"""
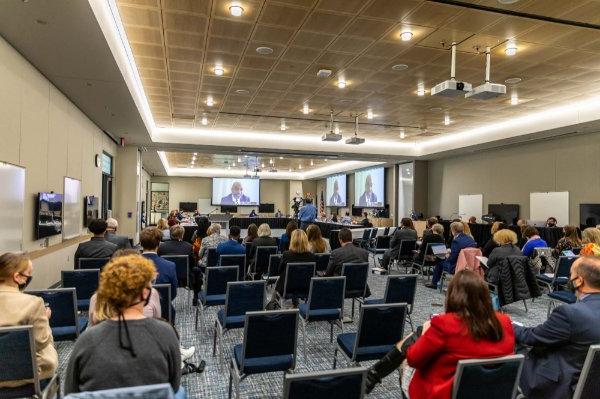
[206, 247, 219, 267]
[161, 255, 189, 288]
[61, 269, 99, 303]
[27, 288, 78, 330]
[0, 326, 42, 397]
[384, 275, 417, 311]
[383, 227, 389, 236]
[315, 253, 331, 272]
[220, 254, 246, 280]
[573, 344, 600, 399]
[225, 281, 266, 318]
[342, 263, 369, 298]
[307, 277, 345, 314]
[254, 246, 278, 275]
[369, 229, 377, 240]
[205, 266, 239, 296]
[78, 257, 110, 270]
[356, 304, 407, 350]
[283, 368, 367, 399]
[153, 283, 172, 323]
[266, 254, 282, 278]
[398, 240, 416, 258]
[283, 263, 316, 300]
[452, 355, 525, 399]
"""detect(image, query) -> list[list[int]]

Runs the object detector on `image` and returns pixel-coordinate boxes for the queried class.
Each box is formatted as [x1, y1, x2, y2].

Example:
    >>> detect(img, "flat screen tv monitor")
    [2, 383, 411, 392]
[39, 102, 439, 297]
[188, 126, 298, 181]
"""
[84, 195, 99, 227]
[580, 204, 600, 227]
[259, 203, 274, 213]
[179, 202, 197, 212]
[326, 173, 347, 207]
[351, 206, 363, 217]
[488, 204, 519, 225]
[354, 167, 384, 207]
[36, 192, 63, 239]
[212, 177, 259, 206]
[221, 205, 238, 213]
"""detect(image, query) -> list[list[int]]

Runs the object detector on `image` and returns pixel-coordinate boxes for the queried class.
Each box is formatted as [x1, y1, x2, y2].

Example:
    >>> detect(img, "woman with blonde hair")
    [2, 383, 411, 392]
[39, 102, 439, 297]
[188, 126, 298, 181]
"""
[481, 221, 507, 257]
[485, 229, 521, 285]
[157, 218, 170, 241]
[0, 252, 58, 388]
[306, 224, 331, 254]
[64, 254, 181, 394]
[274, 229, 316, 297]
[580, 227, 600, 256]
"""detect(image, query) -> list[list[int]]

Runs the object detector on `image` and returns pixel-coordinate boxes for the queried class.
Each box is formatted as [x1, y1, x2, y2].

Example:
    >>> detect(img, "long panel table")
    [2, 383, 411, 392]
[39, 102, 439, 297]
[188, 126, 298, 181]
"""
[228, 217, 292, 230]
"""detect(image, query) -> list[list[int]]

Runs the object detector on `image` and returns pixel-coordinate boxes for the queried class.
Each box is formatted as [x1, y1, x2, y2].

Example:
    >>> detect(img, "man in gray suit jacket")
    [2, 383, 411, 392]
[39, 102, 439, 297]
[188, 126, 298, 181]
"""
[74, 219, 118, 268]
[324, 228, 369, 277]
[379, 218, 417, 271]
[514, 257, 600, 399]
[105, 218, 132, 250]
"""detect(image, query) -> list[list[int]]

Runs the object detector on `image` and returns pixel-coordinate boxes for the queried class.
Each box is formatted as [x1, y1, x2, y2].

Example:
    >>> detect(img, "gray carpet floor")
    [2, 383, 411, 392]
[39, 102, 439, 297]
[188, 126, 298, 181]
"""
[56, 256, 552, 398]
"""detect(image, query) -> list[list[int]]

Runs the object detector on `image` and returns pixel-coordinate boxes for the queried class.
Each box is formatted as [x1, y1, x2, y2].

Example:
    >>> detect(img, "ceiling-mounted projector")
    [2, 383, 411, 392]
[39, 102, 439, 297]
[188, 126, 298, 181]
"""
[322, 110, 343, 142]
[465, 47, 506, 100]
[431, 42, 472, 97]
[251, 174, 259, 179]
[243, 173, 251, 178]
[345, 115, 365, 145]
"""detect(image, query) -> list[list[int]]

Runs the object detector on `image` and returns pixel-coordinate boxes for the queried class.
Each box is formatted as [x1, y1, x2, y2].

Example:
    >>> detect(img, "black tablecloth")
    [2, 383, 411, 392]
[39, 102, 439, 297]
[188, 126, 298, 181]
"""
[228, 217, 293, 229]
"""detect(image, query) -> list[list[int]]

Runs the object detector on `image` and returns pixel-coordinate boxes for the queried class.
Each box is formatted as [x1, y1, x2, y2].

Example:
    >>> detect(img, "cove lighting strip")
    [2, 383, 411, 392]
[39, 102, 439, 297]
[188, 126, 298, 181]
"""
[91, 0, 600, 173]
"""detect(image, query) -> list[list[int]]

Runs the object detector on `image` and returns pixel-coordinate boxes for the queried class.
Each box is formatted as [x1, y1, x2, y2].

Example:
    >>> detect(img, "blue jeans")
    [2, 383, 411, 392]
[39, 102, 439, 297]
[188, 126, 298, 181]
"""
[431, 261, 455, 285]
[175, 387, 187, 399]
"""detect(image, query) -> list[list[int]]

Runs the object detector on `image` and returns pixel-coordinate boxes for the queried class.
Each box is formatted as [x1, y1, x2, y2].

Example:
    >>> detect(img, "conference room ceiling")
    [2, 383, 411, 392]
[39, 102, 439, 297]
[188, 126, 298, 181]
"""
[116, 0, 600, 142]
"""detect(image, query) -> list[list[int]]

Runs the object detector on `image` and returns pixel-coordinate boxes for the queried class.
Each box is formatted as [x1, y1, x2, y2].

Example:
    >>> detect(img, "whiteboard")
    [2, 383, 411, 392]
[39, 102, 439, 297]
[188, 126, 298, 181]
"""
[0, 162, 25, 251]
[530, 191, 569, 226]
[459, 194, 483, 221]
[63, 177, 82, 239]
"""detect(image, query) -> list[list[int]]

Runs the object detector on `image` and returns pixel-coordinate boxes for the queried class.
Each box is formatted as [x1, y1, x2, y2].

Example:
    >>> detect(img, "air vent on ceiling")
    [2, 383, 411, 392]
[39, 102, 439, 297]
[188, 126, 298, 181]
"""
[172, 114, 195, 120]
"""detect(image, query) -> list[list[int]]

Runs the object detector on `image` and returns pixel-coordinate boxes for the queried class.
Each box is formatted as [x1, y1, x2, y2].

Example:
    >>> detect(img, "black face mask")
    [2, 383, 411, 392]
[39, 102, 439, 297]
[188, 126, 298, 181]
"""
[18, 273, 33, 291]
[566, 277, 580, 293]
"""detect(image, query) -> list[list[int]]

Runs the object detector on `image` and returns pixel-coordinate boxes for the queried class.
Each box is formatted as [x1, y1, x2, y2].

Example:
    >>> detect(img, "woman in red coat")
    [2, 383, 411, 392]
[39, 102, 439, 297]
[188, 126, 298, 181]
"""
[366, 270, 515, 398]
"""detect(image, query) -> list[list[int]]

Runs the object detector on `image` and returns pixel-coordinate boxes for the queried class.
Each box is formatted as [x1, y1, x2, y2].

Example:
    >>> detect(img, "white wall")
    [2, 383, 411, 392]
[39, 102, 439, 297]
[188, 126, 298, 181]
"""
[0, 35, 117, 288]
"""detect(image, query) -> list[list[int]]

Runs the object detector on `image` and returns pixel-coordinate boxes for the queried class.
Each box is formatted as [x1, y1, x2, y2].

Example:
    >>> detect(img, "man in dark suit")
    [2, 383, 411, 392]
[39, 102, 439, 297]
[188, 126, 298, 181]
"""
[140, 227, 178, 321]
[158, 225, 195, 273]
[514, 256, 600, 399]
[358, 174, 378, 207]
[220, 181, 251, 205]
[74, 219, 118, 268]
[105, 218, 132, 250]
[379, 218, 418, 271]
[427, 221, 476, 289]
[216, 226, 245, 256]
[421, 217, 438, 238]
[324, 228, 369, 277]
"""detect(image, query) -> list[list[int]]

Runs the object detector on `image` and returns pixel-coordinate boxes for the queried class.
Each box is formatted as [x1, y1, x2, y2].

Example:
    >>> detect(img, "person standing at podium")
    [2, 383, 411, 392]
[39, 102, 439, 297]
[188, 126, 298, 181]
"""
[298, 198, 317, 230]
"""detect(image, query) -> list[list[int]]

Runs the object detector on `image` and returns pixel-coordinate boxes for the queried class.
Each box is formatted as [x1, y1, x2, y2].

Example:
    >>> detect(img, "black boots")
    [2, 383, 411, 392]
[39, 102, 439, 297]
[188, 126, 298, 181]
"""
[365, 346, 406, 394]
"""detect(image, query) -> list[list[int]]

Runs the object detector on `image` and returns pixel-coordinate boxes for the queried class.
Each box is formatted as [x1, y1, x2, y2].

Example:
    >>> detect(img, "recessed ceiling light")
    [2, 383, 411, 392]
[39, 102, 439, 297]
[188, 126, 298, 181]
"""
[505, 77, 522, 85]
[367, 109, 373, 119]
[193, 152, 197, 156]
[214, 66, 224, 76]
[237, 156, 241, 162]
[279, 156, 283, 160]
[505, 43, 518, 56]
[298, 164, 302, 170]
[280, 119, 287, 131]
[429, 107, 442, 112]
[261, 163, 265, 168]
[324, 159, 328, 162]
[256, 46, 273, 55]
[399, 129, 406, 139]
[334, 124, 340, 134]
[232, 162, 236, 167]
[310, 159, 314, 166]
[392, 64, 409, 71]
[444, 115, 450, 126]
[206, 96, 214, 107]
[417, 83, 425, 96]
[201, 116, 208, 125]
[337, 77, 346, 89]
[235, 89, 250, 94]
[302, 104, 309, 115]
[511, 93, 519, 105]
[228, 165, 231, 170]
[269, 158, 273, 164]
[229, 5, 244, 17]
[400, 31, 413, 41]
[289, 167, 292, 172]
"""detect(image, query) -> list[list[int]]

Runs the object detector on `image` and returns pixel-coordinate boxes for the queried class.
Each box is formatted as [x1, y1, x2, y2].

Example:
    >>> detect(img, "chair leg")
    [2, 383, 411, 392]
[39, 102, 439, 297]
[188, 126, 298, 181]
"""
[351, 298, 355, 320]
[333, 347, 338, 369]
[523, 299, 528, 312]
[330, 321, 334, 343]
[194, 306, 199, 330]
[212, 320, 218, 357]
[302, 320, 307, 361]
[547, 300, 555, 318]
[407, 313, 414, 332]
[228, 364, 233, 399]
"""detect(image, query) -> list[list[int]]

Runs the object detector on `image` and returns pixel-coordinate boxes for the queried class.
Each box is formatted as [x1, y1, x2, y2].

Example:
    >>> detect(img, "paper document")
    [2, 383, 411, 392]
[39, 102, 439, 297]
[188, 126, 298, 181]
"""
[476, 256, 488, 266]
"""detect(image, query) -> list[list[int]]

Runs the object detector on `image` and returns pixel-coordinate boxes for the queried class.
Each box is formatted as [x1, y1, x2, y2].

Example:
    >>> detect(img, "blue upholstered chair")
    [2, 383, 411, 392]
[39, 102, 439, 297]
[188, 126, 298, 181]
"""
[61, 269, 100, 311]
[153, 283, 172, 324]
[280, 262, 316, 306]
[283, 367, 367, 399]
[263, 254, 282, 286]
[27, 288, 87, 341]
[0, 325, 60, 399]
[161, 255, 190, 289]
[299, 277, 345, 359]
[214, 281, 266, 366]
[573, 344, 600, 399]
[333, 303, 407, 368]
[63, 383, 186, 399]
[220, 254, 246, 281]
[78, 257, 110, 270]
[206, 247, 219, 268]
[537, 255, 577, 292]
[228, 310, 299, 399]
[393, 240, 417, 273]
[195, 266, 238, 330]
[250, 246, 278, 280]
[341, 262, 369, 320]
[363, 274, 418, 331]
[451, 355, 524, 399]
[314, 253, 331, 273]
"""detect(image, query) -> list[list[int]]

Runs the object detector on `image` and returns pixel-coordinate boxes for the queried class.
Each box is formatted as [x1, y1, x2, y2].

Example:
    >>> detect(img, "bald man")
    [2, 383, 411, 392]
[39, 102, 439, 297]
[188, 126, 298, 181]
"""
[220, 181, 251, 205]
[514, 256, 600, 399]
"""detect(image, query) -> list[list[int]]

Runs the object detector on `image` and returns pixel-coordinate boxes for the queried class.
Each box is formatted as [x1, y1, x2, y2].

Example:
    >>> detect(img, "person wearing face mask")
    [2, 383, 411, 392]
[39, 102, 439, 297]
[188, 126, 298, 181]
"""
[0, 253, 58, 388]
[514, 256, 600, 399]
[64, 254, 182, 395]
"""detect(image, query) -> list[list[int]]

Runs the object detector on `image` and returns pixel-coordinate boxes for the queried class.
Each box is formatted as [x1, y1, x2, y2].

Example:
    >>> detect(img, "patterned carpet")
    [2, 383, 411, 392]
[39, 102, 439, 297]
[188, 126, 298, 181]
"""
[56, 255, 552, 398]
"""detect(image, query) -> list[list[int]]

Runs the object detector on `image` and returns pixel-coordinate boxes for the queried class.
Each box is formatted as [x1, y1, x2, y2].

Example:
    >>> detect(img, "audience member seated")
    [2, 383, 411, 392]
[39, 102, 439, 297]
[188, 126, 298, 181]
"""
[361, 212, 371, 227]
[580, 227, 600, 256]
[0, 252, 58, 388]
[516, 220, 528, 248]
[323, 228, 368, 277]
[414, 223, 445, 265]
[461, 220, 474, 238]
[481, 221, 507, 257]
[158, 225, 195, 271]
[274, 229, 316, 298]
[485, 229, 521, 285]
[216, 226, 245, 256]
[366, 270, 515, 397]
[521, 226, 548, 258]
[514, 257, 600, 399]
[167, 210, 179, 227]
[275, 209, 283, 218]
[249, 223, 278, 276]
[546, 216, 558, 228]
[380, 218, 418, 271]
[157, 218, 171, 241]
[340, 212, 352, 224]
[242, 223, 258, 245]
[468, 216, 477, 224]
[279, 220, 298, 252]
[64, 255, 181, 395]
[306, 224, 331, 254]
[198, 223, 227, 267]
[427, 221, 477, 289]
[421, 217, 438, 238]
[552, 224, 581, 259]
[140, 227, 178, 320]
[105, 218, 132, 250]
[248, 209, 257, 218]
[74, 219, 118, 268]
[191, 216, 210, 259]
[331, 214, 338, 223]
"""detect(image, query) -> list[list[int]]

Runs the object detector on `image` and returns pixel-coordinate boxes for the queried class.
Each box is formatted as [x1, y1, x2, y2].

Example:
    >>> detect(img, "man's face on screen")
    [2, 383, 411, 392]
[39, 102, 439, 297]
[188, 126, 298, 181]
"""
[231, 182, 243, 198]
[365, 175, 373, 193]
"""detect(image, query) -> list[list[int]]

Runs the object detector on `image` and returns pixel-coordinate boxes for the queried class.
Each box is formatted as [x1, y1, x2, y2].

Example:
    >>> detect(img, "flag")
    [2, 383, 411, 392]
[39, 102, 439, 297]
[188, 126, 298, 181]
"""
[319, 189, 324, 215]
